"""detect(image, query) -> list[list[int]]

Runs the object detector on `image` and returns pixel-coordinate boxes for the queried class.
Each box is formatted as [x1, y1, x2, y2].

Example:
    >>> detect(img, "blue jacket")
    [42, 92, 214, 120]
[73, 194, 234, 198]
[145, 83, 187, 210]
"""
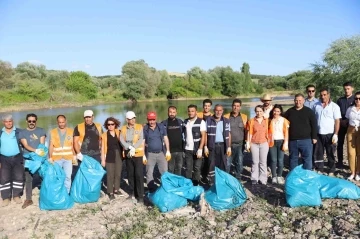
[206, 116, 230, 151]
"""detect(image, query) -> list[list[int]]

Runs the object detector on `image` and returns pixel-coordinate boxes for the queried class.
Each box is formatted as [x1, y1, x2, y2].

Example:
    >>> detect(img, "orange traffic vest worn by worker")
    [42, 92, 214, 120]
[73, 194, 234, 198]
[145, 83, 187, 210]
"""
[223, 113, 248, 126]
[77, 122, 102, 146]
[50, 128, 74, 161]
[197, 112, 212, 119]
[268, 117, 290, 148]
[101, 129, 120, 155]
[120, 124, 144, 157]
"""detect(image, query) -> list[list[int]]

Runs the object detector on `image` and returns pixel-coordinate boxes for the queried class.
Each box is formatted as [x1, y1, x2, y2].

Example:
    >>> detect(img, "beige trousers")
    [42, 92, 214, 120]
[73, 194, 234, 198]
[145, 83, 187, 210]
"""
[346, 126, 360, 174]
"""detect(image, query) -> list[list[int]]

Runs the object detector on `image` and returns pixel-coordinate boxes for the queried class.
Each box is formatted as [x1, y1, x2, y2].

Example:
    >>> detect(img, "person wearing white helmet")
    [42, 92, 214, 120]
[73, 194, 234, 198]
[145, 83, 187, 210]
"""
[119, 111, 145, 204]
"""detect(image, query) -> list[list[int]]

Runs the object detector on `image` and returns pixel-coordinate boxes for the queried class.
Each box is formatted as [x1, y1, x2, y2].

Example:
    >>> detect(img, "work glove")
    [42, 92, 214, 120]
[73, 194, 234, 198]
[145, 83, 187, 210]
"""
[35, 148, 45, 156]
[245, 141, 251, 152]
[332, 134, 338, 144]
[143, 155, 147, 165]
[77, 152, 84, 161]
[72, 156, 78, 166]
[282, 141, 288, 151]
[196, 149, 203, 159]
[165, 151, 171, 161]
[226, 147, 232, 157]
[129, 146, 136, 157]
[48, 158, 54, 164]
[204, 146, 209, 157]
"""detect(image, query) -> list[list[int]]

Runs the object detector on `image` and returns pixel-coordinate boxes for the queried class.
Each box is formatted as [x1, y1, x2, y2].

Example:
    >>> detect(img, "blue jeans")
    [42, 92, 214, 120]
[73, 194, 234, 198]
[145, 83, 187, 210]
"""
[226, 143, 244, 179]
[269, 140, 284, 177]
[289, 139, 313, 171]
[55, 159, 73, 193]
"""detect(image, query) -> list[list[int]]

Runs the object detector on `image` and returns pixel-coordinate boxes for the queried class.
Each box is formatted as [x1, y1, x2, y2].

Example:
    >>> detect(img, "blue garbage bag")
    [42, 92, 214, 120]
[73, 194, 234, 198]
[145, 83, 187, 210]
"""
[39, 161, 74, 210]
[318, 175, 360, 200]
[204, 167, 247, 211]
[160, 172, 204, 201]
[70, 155, 106, 204]
[285, 165, 322, 207]
[24, 144, 48, 174]
[148, 186, 187, 213]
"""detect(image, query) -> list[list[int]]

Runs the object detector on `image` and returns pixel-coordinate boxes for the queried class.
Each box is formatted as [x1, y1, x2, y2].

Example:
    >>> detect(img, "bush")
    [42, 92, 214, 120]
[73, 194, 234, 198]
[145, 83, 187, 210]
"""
[65, 71, 97, 99]
[15, 79, 49, 101]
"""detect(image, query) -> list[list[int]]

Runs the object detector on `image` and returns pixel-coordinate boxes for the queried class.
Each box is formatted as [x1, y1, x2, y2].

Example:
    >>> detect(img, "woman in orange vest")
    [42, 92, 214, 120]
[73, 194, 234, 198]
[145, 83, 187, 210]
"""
[246, 105, 270, 185]
[268, 105, 289, 185]
[101, 117, 123, 200]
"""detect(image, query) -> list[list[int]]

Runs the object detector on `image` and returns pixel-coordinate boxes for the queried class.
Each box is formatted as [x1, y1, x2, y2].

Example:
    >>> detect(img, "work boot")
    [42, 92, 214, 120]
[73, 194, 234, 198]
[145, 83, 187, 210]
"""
[13, 197, 22, 204]
[2, 199, 10, 207]
[22, 200, 33, 209]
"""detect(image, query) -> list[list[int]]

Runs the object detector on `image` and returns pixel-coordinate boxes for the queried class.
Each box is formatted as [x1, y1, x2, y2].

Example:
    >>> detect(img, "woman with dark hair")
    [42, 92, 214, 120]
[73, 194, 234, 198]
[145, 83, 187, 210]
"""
[345, 91, 360, 181]
[101, 117, 123, 200]
[246, 105, 270, 185]
[269, 104, 289, 184]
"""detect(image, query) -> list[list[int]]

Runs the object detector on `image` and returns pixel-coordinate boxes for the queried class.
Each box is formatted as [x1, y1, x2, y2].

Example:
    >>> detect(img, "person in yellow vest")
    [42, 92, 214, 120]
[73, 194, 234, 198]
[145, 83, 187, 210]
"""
[223, 99, 248, 180]
[48, 115, 76, 193]
[268, 105, 289, 185]
[101, 117, 123, 200]
[73, 110, 103, 179]
[119, 111, 145, 204]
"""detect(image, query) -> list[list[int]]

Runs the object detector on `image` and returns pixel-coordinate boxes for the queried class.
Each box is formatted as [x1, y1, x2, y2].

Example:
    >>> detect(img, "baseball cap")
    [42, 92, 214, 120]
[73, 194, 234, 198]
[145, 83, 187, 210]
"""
[84, 110, 94, 117]
[126, 111, 136, 119]
[147, 111, 157, 120]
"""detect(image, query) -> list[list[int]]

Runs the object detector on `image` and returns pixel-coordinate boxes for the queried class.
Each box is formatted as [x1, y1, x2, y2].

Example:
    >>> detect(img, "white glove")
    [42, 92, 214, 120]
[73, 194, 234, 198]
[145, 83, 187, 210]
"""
[129, 146, 136, 157]
[204, 146, 209, 157]
[332, 134, 338, 144]
[143, 155, 147, 165]
[245, 141, 251, 151]
[196, 149, 203, 158]
[48, 158, 54, 164]
[77, 152, 83, 161]
[282, 141, 288, 151]
[35, 148, 45, 156]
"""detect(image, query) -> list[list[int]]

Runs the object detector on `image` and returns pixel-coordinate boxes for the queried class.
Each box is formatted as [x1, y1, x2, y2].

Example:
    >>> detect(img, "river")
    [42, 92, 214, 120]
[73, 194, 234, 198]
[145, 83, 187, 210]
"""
[9, 96, 293, 133]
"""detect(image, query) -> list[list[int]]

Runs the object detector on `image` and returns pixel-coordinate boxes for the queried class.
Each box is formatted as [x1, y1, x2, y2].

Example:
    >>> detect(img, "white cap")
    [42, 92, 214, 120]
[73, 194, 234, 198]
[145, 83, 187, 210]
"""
[84, 110, 94, 117]
[126, 111, 136, 119]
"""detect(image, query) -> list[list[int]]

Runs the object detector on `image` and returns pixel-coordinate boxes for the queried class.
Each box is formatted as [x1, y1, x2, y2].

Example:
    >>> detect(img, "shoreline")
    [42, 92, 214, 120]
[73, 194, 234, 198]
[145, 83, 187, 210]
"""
[0, 91, 294, 113]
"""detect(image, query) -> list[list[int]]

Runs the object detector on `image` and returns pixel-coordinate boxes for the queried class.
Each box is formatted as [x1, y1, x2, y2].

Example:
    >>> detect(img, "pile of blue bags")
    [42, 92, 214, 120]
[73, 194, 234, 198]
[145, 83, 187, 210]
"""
[24, 145, 106, 210]
[149, 167, 248, 212]
[285, 165, 360, 207]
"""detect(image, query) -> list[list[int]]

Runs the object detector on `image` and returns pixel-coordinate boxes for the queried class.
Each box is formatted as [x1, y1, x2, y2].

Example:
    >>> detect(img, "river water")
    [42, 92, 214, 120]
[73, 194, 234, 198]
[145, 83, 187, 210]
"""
[9, 96, 292, 133]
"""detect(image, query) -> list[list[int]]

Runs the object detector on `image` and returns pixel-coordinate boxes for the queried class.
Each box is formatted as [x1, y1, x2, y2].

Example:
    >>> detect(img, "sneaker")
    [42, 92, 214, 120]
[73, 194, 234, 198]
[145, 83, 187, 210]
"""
[137, 198, 144, 204]
[348, 174, 355, 180]
[22, 200, 33, 209]
[355, 175, 360, 181]
[328, 173, 335, 177]
[2, 199, 10, 207]
[109, 194, 115, 200]
[259, 181, 267, 185]
[126, 194, 135, 200]
[272, 177, 278, 184]
[277, 177, 285, 185]
[114, 191, 124, 197]
[251, 180, 258, 185]
[13, 197, 22, 204]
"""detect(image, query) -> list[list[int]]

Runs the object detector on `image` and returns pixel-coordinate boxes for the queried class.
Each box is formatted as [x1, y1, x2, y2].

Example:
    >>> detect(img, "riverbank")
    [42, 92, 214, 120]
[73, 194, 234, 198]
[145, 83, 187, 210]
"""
[0, 91, 294, 113]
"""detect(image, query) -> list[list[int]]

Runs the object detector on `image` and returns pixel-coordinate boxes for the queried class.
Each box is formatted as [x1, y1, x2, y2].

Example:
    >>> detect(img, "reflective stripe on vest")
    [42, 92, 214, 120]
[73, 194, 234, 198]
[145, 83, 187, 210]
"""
[50, 128, 74, 160]
[121, 124, 144, 157]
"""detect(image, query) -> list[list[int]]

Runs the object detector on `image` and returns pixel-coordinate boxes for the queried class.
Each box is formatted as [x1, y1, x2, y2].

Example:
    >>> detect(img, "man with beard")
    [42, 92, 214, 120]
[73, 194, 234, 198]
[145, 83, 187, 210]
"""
[261, 94, 274, 119]
[197, 99, 213, 121]
[161, 106, 184, 176]
[304, 84, 319, 109]
[19, 113, 46, 209]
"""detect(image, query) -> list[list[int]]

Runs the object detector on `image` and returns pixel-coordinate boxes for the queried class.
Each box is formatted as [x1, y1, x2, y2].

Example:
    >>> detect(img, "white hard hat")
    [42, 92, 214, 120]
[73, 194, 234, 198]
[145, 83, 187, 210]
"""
[126, 111, 136, 119]
[84, 110, 94, 117]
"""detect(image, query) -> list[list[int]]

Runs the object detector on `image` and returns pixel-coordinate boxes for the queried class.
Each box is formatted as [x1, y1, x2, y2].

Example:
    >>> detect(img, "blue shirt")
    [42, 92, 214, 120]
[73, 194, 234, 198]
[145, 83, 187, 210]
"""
[0, 127, 20, 156]
[146, 125, 164, 152]
[313, 101, 341, 134]
[304, 98, 319, 110]
[215, 121, 224, 143]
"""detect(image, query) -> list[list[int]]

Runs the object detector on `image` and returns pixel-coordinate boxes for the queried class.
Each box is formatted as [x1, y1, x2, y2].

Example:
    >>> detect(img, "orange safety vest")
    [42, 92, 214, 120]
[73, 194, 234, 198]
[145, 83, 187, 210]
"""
[223, 113, 248, 126]
[50, 128, 74, 161]
[77, 122, 102, 146]
[101, 129, 120, 156]
[268, 117, 290, 148]
[246, 117, 271, 144]
[121, 124, 144, 157]
[197, 112, 212, 119]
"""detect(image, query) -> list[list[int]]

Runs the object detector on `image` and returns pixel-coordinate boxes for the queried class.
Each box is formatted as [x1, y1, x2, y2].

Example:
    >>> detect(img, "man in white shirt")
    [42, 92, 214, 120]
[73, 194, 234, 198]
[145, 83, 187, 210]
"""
[313, 88, 341, 175]
[183, 104, 206, 186]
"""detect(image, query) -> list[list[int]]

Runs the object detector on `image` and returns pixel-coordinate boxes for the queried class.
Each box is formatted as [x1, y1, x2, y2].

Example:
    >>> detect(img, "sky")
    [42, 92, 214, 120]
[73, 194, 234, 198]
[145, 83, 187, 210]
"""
[0, 0, 359, 76]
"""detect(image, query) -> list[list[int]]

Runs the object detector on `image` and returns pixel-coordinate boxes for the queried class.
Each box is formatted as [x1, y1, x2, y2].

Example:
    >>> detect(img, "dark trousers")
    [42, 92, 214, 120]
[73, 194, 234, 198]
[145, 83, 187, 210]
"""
[184, 150, 202, 184]
[226, 142, 244, 179]
[337, 125, 347, 165]
[105, 150, 122, 194]
[314, 134, 336, 173]
[201, 155, 210, 180]
[289, 139, 313, 171]
[269, 140, 285, 178]
[0, 154, 24, 200]
[208, 143, 226, 183]
[168, 151, 184, 176]
[126, 156, 144, 199]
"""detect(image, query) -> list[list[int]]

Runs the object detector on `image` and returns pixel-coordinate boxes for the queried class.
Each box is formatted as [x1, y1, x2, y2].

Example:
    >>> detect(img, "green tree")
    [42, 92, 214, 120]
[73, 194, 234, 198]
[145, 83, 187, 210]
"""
[15, 79, 49, 101]
[156, 70, 172, 96]
[65, 71, 97, 99]
[46, 70, 69, 90]
[241, 62, 253, 92]
[121, 74, 147, 101]
[15, 62, 47, 80]
[0, 60, 14, 89]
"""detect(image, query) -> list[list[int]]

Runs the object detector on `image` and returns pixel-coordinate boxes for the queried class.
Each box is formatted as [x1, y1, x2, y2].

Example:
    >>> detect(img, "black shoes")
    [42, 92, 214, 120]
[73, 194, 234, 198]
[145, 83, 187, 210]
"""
[109, 194, 115, 200]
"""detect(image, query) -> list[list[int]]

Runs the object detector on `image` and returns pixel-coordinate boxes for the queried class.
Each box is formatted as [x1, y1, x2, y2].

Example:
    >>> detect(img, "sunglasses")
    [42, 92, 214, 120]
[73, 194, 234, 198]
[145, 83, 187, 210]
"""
[27, 120, 36, 123]
[355, 98, 360, 101]
[308, 90, 315, 93]
[107, 123, 115, 126]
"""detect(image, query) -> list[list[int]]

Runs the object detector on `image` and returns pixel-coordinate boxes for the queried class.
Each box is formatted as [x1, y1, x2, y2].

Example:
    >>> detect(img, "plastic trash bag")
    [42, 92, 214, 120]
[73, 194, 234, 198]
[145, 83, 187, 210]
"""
[148, 186, 187, 213]
[160, 172, 204, 201]
[38, 161, 74, 210]
[24, 144, 48, 174]
[318, 175, 360, 200]
[70, 155, 106, 204]
[204, 167, 247, 211]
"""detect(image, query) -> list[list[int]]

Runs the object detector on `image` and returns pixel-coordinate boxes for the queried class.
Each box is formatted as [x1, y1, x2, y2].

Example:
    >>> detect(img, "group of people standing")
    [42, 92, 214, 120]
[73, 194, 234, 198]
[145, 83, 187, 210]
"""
[1, 82, 359, 208]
